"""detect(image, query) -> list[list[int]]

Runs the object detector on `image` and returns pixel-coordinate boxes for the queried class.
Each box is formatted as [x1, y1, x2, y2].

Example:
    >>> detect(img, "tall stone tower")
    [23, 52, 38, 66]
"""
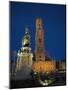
[32, 18, 56, 74]
[35, 18, 45, 61]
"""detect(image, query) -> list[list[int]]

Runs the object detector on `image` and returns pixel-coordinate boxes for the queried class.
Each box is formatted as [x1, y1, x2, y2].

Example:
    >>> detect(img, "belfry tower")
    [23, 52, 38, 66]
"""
[35, 18, 45, 61]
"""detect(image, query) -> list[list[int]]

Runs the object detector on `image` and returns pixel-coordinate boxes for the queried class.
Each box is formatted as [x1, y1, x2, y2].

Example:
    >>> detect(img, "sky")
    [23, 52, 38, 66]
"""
[10, 1, 66, 60]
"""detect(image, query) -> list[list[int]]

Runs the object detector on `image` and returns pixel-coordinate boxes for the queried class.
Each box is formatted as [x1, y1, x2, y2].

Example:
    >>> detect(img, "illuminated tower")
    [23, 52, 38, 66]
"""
[15, 27, 33, 80]
[35, 18, 45, 61]
[32, 18, 56, 75]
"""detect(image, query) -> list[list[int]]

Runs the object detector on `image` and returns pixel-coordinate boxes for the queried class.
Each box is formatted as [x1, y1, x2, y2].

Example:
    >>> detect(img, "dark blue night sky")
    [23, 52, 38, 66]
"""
[10, 2, 66, 60]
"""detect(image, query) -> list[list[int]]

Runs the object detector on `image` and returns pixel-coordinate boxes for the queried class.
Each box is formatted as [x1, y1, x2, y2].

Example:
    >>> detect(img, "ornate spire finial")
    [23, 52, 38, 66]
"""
[25, 26, 29, 34]
[22, 27, 30, 47]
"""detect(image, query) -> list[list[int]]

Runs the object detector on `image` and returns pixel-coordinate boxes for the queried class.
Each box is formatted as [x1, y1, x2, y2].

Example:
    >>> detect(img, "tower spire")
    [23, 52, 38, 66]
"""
[25, 26, 29, 34]
[22, 27, 30, 47]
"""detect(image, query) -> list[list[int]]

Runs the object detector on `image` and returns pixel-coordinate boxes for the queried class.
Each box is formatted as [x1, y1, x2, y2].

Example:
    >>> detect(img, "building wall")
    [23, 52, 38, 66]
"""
[32, 60, 56, 73]
[15, 51, 33, 80]
[59, 61, 66, 70]
[16, 52, 33, 71]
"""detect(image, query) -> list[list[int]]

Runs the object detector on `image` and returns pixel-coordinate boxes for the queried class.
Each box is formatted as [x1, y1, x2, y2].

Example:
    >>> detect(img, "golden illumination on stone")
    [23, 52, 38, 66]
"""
[35, 18, 45, 61]
[32, 61, 56, 73]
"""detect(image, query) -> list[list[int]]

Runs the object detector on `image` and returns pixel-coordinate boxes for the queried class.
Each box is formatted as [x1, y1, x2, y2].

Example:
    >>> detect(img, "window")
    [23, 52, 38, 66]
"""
[39, 38, 42, 43]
